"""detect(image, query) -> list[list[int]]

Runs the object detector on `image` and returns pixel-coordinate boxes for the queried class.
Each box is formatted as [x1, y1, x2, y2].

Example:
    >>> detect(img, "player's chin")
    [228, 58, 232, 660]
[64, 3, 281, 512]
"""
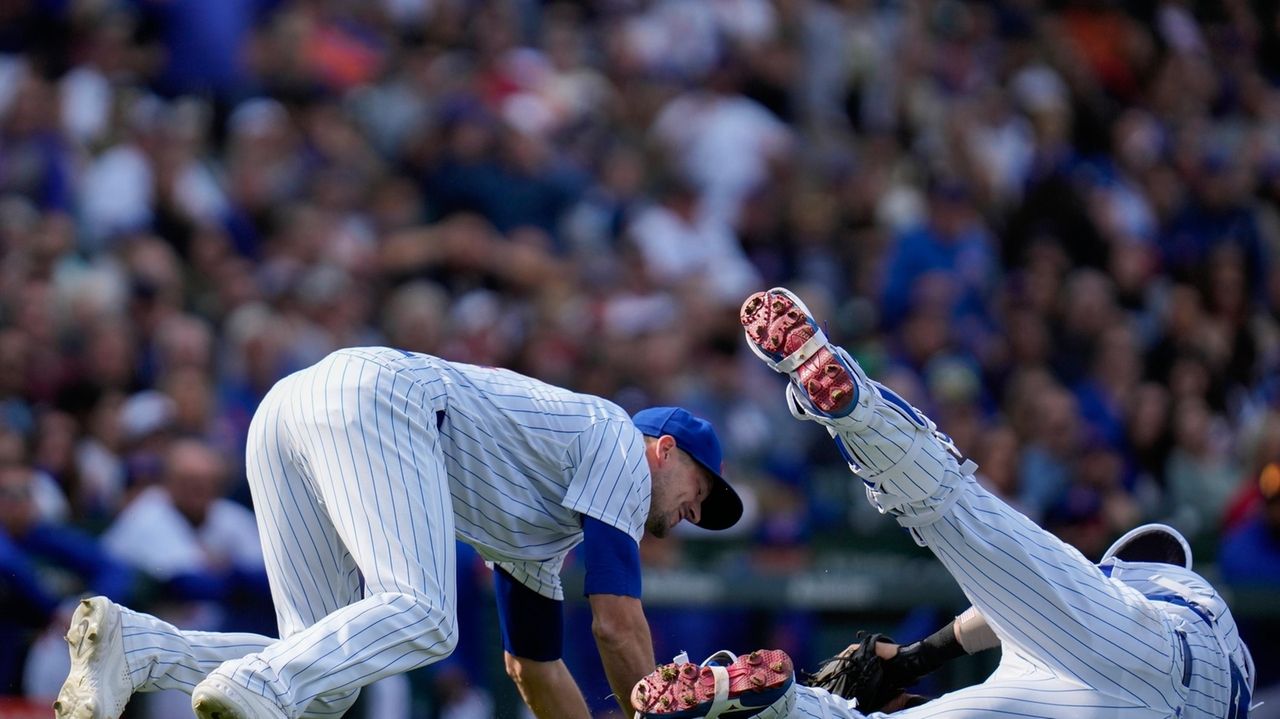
[646, 516, 672, 538]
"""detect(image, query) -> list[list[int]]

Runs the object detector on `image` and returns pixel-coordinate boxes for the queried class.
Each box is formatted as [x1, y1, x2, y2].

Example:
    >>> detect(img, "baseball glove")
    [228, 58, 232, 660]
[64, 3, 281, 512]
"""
[801, 632, 933, 712]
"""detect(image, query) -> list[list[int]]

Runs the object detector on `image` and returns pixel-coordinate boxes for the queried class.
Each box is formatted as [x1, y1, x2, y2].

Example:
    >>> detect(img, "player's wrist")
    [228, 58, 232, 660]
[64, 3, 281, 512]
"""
[886, 621, 966, 685]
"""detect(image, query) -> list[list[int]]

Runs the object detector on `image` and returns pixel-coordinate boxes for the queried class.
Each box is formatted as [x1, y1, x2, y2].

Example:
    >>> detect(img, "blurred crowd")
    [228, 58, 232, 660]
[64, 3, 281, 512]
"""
[2, 0, 1280, 715]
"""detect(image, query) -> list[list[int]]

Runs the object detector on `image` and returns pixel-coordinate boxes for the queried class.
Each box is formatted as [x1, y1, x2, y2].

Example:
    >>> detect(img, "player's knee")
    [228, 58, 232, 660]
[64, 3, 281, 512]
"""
[503, 652, 522, 682]
[370, 591, 459, 658]
[432, 619, 459, 658]
[303, 687, 360, 717]
[412, 611, 458, 658]
[503, 652, 560, 691]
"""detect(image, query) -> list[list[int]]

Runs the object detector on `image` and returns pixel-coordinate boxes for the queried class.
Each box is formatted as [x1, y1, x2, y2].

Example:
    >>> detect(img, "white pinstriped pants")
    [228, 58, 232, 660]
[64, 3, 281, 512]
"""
[786, 381, 1214, 719]
[790, 477, 1194, 719]
[121, 352, 458, 718]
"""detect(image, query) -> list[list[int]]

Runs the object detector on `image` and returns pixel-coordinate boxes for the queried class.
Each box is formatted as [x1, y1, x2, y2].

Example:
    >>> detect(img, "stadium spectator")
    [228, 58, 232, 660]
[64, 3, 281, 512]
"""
[101, 438, 270, 718]
[0, 461, 134, 694]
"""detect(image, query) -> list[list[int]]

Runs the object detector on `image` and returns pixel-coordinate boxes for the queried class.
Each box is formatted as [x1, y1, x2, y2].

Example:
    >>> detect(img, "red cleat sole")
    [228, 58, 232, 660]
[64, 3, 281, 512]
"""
[632, 650, 794, 717]
[740, 290, 855, 416]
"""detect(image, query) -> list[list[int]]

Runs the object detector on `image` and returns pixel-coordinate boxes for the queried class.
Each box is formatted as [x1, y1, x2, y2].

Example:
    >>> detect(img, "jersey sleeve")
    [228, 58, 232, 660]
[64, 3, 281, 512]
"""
[560, 419, 651, 543]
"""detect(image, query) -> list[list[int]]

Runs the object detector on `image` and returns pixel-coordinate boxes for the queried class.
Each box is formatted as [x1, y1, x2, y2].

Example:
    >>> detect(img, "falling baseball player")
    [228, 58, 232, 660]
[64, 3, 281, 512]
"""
[55, 347, 745, 719]
[631, 287, 1257, 719]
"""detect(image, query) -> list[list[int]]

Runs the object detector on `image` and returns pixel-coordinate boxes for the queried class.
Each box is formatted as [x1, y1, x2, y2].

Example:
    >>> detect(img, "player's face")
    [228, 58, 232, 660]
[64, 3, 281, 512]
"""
[645, 441, 713, 538]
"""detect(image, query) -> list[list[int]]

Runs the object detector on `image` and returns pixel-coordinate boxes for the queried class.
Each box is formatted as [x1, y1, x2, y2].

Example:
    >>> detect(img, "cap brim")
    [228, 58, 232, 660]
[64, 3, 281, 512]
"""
[693, 474, 743, 531]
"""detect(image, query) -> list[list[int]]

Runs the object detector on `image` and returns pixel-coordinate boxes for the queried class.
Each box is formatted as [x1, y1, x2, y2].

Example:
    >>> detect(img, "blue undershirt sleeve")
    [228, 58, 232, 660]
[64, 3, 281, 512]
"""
[581, 515, 642, 598]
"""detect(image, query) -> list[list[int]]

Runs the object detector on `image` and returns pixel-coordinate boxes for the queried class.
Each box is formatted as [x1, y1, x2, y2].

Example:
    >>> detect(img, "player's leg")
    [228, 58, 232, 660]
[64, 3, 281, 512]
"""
[864, 673, 1172, 719]
[117, 606, 276, 693]
[699, 665, 1174, 719]
[234, 369, 367, 718]
[742, 289, 1185, 713]
[202, 352, 458, 718]
[54, 379, 313, 719]
[53, 595, 276, 719]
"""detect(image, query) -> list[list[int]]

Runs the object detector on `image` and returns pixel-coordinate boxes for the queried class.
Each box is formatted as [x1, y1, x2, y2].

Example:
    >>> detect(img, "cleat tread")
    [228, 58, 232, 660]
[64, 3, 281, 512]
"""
[634, 649, 794, 717]
[739, 289, 856, 416]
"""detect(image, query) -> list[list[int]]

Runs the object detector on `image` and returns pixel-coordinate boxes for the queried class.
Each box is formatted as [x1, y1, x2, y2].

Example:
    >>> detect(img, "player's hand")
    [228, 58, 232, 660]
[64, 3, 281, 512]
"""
[803, 633, 942, 712]
[802, 632, 909, 712]
[844, 639, 900, 662]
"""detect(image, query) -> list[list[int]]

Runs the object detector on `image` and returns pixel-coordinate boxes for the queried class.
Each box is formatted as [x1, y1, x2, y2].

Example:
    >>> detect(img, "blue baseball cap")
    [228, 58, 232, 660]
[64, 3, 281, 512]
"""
[632, 407, 743, 531]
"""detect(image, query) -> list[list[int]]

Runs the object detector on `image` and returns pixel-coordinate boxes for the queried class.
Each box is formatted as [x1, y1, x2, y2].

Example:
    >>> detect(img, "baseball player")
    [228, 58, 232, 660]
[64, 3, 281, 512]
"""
[55, 347, 744, 719]
[631, 287, 1256, 719]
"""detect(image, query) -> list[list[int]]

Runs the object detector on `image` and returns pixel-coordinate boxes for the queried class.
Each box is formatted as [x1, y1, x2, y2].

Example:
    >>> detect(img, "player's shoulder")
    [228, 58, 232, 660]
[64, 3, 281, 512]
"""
[585, 395, 635, 423]
[442, 360, 637, 426]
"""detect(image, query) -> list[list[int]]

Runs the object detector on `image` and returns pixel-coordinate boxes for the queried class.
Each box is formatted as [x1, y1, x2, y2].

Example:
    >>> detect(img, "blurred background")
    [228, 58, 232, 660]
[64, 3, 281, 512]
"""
[0, 0, 1278, 716]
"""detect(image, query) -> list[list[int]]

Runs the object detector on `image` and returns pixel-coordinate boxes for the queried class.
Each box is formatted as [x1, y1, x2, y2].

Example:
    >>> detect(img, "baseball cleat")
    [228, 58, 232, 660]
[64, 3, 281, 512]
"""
[740, 288, 857, 417]
[192, 675, 287, 719]
[54, 597, 132, 719]
[632, 649, 796, 719]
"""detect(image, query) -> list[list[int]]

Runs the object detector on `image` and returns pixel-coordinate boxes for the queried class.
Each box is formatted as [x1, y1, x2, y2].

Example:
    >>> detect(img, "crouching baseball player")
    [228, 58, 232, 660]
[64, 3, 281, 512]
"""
[56, 348, 744, 719]
[630, 287, 1256, 719]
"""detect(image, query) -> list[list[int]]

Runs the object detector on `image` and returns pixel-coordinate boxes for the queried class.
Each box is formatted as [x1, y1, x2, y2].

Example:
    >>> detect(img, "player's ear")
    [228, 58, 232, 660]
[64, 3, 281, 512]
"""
[656, 435, 676, 462]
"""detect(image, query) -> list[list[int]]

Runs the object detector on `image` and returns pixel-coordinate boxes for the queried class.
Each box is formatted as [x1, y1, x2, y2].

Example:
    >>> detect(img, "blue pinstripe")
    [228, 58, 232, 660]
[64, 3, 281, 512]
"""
[584, 424, 625, 512]
[945, 503, 1174, 677]
[933, 532, 1151, 705]
[963, 507, 1168, 645]
[444, 416, 568, 488]
[357, 363, 397, 579]
[931, 505, 1168, 707]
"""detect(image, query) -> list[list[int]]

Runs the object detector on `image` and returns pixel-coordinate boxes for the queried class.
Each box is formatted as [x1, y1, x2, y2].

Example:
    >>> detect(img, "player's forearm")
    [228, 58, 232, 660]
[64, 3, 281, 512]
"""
[504, 654, 591, 719]
[885, 608, 1000, 688]
[592, 599, 656, 718]
[952, 605, 1000, 653]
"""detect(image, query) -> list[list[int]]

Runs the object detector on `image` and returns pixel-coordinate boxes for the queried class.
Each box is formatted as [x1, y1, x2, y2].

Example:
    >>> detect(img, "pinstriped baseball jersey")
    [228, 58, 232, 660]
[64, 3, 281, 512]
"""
[424, 350, 652, 599]
[302, 347, 651, 601]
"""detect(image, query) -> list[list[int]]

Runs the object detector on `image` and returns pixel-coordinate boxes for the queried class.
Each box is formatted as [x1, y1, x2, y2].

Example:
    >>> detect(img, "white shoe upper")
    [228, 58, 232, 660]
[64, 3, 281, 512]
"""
[192, 674, 288, 719]
[750, 288, 976, 532]
[54, 596, 134, 719]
